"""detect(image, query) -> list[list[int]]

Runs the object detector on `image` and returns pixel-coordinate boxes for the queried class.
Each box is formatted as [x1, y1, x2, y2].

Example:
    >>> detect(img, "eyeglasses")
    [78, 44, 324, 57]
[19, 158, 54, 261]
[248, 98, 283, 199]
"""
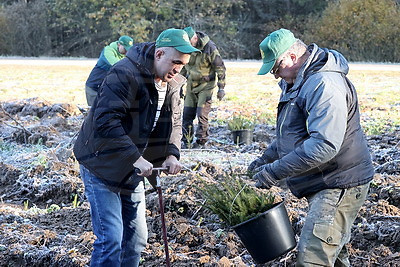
[270, 59, 283, 75]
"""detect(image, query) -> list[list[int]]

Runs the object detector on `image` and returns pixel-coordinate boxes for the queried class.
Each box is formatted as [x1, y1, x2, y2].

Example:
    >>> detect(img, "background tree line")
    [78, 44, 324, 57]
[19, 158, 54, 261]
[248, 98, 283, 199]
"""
[0, 0, 399, 62]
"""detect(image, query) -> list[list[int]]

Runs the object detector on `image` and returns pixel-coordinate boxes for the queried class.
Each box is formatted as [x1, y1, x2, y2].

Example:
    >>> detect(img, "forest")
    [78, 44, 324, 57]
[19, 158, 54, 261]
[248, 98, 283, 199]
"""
[1, 0, 400, 62]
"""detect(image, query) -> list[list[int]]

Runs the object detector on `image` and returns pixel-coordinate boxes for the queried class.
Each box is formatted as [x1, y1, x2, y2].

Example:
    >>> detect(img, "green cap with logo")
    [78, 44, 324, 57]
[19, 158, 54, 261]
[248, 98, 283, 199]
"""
[183, 26, 196, 39]
[156, 28, 200, 54]
[118, 35, 134, 51]
[257, 29, 296, 75]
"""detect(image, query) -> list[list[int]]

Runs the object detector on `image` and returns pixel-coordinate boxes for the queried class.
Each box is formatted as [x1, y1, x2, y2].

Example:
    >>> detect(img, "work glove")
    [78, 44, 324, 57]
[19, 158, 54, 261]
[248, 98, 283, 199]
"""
[253, 164, 278, 189]
[247, 157, 266, 176]
[201, 75, 211, 82]
[217, 89, 225, 101]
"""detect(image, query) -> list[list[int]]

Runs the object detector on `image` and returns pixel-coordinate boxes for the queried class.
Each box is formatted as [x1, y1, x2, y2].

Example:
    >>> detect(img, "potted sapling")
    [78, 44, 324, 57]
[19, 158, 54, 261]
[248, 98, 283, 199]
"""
[197, 172, 296, 264]
[227, 116, 255, 145]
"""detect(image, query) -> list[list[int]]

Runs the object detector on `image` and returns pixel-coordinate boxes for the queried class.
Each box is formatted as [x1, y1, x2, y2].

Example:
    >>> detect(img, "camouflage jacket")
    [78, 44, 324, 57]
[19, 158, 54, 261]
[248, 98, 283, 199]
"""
[181, 31, 226, 92]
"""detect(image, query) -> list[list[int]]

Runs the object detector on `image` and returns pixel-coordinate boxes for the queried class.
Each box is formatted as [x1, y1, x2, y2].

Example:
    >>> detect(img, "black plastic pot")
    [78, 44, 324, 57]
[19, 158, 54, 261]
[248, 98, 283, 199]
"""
[231, 129, 253, 145]
[232, 201, 296, 264]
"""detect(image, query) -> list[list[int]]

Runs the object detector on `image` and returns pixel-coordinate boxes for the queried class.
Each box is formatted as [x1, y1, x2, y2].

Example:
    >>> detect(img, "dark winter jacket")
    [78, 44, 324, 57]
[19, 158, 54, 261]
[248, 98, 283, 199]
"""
[86, 41, 126, 91]
[262, 44, 374, 198]
[74, 42, 184, 185]
[181, 31, 226, 93]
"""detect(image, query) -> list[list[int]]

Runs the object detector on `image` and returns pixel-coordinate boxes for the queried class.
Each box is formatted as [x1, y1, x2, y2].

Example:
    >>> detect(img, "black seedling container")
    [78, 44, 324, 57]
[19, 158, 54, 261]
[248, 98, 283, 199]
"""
[232, 201, 296, 264]
[231, 129, 253, 145]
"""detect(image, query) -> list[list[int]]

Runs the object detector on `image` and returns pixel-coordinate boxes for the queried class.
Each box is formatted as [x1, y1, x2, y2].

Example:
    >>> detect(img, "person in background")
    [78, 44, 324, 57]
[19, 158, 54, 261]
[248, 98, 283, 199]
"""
[73, 29, 199, 266]
[180, 26, 226, 148]
[248, 28, 374, 266]
[85, 35, 134, 106]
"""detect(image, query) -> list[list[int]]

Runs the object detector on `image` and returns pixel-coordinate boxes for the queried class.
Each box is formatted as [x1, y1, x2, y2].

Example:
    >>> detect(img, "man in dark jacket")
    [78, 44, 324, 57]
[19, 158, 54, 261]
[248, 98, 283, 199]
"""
[180, 26, 226, 148]
[248, 29, 374, 266]
[85, 35, 134, 106]
[73, 28, 199, 266]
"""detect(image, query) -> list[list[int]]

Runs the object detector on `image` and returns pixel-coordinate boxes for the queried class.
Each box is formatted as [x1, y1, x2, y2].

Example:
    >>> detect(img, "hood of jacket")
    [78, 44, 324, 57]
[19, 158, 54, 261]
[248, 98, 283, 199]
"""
[281, 44, 350, 92]
[195, 31, 210, 51]
[126, 42, 156, 75]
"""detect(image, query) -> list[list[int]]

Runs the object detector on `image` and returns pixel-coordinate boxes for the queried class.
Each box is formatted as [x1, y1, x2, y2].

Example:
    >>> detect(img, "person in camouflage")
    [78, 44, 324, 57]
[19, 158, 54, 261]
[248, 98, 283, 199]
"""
[181, 27, 226, 148]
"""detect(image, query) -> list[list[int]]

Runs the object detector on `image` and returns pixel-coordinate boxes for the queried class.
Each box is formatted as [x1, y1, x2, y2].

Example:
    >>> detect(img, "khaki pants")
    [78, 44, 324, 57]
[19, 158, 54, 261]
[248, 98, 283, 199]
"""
[296, 182, 370, 266]
[85, 85, 98, 106]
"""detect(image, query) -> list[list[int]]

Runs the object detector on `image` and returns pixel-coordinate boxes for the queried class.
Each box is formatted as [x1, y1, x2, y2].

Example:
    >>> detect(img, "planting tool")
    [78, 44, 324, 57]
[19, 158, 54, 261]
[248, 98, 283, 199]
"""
[153, 167, 171, 267]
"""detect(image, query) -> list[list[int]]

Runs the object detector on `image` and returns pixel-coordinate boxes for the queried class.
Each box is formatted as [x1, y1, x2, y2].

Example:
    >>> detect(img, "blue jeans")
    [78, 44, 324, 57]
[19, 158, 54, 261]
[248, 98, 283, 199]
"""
[80, 165, 148, 267]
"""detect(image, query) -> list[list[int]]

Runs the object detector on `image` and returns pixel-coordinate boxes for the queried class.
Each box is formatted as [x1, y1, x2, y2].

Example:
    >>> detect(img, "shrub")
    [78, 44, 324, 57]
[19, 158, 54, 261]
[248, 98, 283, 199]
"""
[2, 0, 51, 56]
[197, 173, 275, 226]
[0, 10, 12, 55]
[227, 116, 255, 131]
[313, 0, 400, 62]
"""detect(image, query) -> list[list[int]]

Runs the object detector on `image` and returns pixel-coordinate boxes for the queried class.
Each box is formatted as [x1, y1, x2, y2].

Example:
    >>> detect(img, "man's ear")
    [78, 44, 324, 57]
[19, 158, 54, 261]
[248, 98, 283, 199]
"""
[290, 53, 300, 65]
[155, 49, 164, 60]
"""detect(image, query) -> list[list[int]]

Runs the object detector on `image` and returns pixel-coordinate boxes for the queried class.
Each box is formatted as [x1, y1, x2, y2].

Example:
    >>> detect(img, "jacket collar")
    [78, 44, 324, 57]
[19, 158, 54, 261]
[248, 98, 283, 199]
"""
[126, 42, 156, 76]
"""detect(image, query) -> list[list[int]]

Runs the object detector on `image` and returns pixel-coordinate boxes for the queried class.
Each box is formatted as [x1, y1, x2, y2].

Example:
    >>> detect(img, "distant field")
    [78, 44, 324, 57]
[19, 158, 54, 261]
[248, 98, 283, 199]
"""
[0, 58, 399, 134]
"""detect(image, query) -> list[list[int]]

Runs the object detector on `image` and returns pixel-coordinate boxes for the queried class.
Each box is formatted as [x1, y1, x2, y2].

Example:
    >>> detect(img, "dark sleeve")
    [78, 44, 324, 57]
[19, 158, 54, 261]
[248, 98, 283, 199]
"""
[261, 140, 279, 163]
[93, 65, 142, 163]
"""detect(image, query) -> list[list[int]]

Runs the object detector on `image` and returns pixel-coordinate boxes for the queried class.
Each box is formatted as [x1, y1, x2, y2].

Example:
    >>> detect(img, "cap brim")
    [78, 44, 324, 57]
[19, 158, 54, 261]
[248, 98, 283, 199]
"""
[257, 60, 275, 75]
[174, 45, 200, 54]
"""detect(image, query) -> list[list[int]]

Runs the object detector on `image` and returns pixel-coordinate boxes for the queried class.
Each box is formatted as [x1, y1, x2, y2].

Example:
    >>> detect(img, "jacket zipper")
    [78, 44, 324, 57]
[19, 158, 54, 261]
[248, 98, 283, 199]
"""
[279, 101, 291, 136]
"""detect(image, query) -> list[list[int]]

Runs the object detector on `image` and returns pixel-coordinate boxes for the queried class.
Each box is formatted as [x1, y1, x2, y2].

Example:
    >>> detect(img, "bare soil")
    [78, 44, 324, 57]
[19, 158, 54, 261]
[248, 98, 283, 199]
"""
[0, 98, 399, 266]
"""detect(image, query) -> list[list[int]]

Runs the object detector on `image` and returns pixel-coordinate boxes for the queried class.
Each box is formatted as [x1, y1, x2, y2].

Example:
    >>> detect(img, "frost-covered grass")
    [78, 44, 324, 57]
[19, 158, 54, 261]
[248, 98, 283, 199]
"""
[0, 139, 50, 169]
[0, 59, 399, 135]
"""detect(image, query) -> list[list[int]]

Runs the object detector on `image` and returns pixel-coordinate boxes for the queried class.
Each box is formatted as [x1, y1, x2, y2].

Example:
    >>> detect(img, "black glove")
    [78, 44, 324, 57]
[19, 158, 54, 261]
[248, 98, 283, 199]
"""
[201, 75, 211, 82]
[217, 89, 225, 101]
[254, 180, 272, 189]
[247, 157, 266, 176]
[253, 165, 278, 189]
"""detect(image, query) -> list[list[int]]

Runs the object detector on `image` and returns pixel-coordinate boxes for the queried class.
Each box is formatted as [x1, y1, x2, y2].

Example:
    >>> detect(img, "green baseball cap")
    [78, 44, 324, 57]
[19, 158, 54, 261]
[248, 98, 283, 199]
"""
[183, 26, 195, 39]
[257, 29, 296, 75]
[118, 35, 134, 51]
[156, 28, 200, 54]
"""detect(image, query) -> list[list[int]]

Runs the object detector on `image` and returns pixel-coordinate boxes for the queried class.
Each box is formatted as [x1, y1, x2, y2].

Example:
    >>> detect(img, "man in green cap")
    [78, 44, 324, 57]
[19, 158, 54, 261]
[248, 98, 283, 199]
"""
[85, 35, 134, 106]
[248, 28, 374, 266]
[74, 28, 199, 266]
[181, 26, 226, 148]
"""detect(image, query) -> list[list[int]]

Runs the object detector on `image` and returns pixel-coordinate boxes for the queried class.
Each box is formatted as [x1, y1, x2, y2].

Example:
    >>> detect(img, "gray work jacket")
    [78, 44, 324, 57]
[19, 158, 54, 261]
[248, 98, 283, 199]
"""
[262, 44, 374, 198]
